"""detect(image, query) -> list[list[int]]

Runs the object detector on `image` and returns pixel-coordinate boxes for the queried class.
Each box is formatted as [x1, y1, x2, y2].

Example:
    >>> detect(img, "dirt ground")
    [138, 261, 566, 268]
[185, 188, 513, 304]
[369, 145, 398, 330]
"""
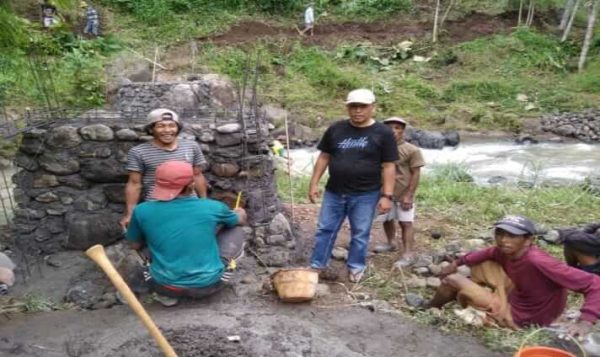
[0, 202, 509, 357]
[199, 13, 517, 48]
[159, 13, 519, 75]
[0, 296, 504, 357]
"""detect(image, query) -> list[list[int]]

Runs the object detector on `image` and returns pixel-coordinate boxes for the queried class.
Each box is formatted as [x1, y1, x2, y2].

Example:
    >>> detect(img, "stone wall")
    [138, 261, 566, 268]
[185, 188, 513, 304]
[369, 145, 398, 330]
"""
[541, 109, 600, 142]
[11, 80, 296, 265]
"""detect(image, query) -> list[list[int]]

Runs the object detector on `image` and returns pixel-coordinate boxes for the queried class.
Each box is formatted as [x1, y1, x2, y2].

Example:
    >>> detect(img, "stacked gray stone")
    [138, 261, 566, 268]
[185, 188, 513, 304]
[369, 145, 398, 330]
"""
[13, 119, 287, 259]
[541, 109, 600, 142]
[12, 80, 297, 268]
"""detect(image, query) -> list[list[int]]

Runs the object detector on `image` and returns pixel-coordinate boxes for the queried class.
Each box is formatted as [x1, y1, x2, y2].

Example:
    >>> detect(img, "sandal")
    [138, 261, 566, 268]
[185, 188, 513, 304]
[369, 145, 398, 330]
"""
[373, 243, 398, 253]
[348, 269, 365, 283]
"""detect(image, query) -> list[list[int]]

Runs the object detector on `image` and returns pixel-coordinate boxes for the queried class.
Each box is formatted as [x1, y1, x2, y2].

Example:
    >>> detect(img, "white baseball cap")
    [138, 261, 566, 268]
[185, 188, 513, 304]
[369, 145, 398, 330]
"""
[345, 89, 376, 105]
[383, 116, 408, 126]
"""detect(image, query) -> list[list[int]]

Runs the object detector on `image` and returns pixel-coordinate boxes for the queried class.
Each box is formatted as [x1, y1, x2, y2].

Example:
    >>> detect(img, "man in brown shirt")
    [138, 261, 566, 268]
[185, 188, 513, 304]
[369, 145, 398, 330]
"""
[374, 117, 425, 266]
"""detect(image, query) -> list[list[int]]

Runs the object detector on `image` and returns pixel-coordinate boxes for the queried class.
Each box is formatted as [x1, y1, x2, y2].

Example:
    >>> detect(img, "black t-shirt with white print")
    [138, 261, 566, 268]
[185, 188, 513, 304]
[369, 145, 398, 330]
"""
[317, 119, 399, 194]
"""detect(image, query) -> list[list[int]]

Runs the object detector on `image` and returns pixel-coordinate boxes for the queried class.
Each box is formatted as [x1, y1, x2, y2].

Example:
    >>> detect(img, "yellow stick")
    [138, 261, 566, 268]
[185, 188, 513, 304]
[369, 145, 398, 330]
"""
[86, 245, 177, 357]
[234, 192, 242, 209]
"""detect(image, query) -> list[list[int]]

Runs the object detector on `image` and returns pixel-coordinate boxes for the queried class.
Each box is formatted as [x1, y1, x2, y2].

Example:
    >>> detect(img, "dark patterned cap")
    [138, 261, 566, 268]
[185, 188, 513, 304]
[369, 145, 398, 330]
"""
[495, 215, 536, 235]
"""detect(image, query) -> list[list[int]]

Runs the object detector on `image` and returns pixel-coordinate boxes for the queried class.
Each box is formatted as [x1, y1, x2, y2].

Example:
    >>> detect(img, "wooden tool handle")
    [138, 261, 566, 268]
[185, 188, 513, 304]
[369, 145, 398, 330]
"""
[85, 245, 177, 357]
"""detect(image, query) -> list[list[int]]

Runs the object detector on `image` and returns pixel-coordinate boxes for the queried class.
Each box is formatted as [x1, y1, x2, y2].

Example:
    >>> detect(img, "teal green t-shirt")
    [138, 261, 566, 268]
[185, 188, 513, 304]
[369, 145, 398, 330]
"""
[126, 197, 239, 288]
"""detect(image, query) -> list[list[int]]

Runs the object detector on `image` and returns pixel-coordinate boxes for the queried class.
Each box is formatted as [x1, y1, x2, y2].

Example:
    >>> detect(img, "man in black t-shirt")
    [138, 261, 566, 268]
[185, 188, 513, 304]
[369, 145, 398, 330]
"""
[308, 88, 399, 283]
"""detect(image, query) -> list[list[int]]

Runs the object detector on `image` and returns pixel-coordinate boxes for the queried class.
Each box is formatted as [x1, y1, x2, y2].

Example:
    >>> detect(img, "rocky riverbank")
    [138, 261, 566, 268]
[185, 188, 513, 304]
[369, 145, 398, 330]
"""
[541, 109, 600, 142]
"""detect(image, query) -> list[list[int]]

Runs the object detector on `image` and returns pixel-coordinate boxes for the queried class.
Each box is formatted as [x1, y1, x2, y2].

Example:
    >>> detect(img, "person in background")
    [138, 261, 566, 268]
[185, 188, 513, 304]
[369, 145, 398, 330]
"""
[308, 88, 398, 283]
[271, 139, 286, 158]
[40, 0, 58, 28]
[297, 3, 315, 36]
[120, 108, 208, 229]
[82, 2, 100, 37]
[559, 223, 600, 274]
[373, 117, 425, 268]
[423, 215, 600, 338]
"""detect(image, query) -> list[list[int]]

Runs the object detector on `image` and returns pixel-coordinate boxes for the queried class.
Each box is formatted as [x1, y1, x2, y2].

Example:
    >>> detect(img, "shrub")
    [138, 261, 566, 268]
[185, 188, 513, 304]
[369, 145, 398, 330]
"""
[338, 0, 413, 17]
[287, 45, 361, 94]
[430, 163, 474, 183]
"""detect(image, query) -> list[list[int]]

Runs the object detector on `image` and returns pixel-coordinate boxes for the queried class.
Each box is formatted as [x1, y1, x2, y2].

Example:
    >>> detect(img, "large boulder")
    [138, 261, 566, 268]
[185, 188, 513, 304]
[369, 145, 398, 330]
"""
[46, 126, 82, 149]
[79, 124, 115, 141]
[106, 56, 152, 82]
[406, 128, 446, 149]
[443, 131, 460, 147]
[14, 152, 39, 171]
[201, 74, 237, 108]
[38, 151, 80, 175]
[80, 158, 128, 183]
[64, 210, 122, 250]
[263, 105, 288, 124]
[161, 83, 209, 110]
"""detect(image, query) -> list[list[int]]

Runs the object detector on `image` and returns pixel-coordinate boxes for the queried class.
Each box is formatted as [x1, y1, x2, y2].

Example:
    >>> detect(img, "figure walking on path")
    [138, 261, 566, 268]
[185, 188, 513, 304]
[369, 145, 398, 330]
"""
[308, 89, 399, 283]
[82, 2, 100, 37]
[297, 3, 315, 36]
[40, 0, 58, 28]
[373, 117, 425, 268]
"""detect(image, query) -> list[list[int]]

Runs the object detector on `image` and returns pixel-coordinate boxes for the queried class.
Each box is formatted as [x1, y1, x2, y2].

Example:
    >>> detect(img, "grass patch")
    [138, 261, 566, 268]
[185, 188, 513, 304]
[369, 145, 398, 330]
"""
[418, 176, 599, 229]
[276, 168, 325, 204]
[0, 294, 59, 314]
[195, 28, 600, 132]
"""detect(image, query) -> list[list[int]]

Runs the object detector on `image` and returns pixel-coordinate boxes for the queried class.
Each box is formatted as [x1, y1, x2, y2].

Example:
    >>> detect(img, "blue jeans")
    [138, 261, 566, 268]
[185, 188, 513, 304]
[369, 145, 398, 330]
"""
[310, 189, 380, 273]
[84, 20, 99, 36]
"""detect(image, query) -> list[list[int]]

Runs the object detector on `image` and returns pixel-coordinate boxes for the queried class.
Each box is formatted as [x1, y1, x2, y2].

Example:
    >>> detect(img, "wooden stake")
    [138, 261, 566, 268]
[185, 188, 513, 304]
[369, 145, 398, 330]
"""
[126, 47, 166, 70]
[283, 112, 295, 224]
[152, 47, 159, 83]
[234, 191, 242, 209]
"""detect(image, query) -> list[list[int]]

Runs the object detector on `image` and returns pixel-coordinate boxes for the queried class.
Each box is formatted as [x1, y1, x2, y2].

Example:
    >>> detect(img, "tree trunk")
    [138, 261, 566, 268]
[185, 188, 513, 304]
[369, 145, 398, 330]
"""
[433, 0, 441, 43]
[578, 0, 600, 72]
[562, 0, 582, 41]
[526, 0, 536, 27]
[560, 0, 576, 30]
[518, 0, 525, 26]
[439, 0, 456, 29]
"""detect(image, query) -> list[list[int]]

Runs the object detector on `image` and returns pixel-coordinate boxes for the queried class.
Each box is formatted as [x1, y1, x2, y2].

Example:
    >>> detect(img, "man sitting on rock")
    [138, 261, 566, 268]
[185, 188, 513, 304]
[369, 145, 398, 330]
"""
[120, 108, 208, 229]
[125, 161, 246, 306]
[423, 215, 600, 337]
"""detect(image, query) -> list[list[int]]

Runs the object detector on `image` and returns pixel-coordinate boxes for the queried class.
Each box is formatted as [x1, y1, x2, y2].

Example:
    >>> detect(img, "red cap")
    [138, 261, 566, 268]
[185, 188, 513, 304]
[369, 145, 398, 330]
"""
[150, 161, 194, 201]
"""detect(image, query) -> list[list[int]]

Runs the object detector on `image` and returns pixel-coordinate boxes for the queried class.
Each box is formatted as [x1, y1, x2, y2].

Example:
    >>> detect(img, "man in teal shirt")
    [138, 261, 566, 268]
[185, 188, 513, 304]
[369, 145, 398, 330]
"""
[126, 160, 247, 306]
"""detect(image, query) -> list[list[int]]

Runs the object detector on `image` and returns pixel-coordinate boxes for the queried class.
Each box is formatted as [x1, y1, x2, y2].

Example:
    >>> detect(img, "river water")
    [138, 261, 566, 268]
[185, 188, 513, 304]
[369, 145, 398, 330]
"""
[288, 139, 600, 186]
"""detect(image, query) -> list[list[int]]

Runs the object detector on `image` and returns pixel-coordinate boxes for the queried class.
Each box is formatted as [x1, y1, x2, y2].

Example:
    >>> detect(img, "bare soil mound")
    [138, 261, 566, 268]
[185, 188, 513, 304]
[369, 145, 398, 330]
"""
[113, 326, 250, 357]
[200, 13, 517, 47]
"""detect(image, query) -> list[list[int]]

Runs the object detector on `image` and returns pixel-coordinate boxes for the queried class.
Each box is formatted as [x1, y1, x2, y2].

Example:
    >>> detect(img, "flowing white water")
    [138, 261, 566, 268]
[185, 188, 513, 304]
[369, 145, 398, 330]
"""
[288, 140, 600, 185]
